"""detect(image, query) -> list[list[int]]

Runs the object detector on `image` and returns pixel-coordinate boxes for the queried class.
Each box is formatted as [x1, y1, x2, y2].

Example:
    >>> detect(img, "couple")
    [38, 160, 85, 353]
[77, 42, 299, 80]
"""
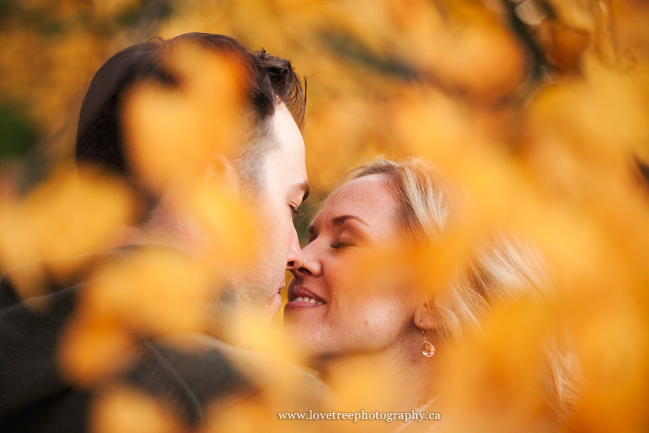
[0, 32, 570, 432]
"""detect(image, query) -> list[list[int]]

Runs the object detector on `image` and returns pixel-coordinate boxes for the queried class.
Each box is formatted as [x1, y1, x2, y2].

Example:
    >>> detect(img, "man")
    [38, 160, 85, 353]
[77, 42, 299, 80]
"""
[0, 33, 325, 432]
[76, 32, 309, 322]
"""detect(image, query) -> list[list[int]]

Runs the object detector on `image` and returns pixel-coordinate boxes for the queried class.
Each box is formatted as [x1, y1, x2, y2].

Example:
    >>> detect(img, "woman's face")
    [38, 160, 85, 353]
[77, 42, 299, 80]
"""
[284, 174, 418, 358]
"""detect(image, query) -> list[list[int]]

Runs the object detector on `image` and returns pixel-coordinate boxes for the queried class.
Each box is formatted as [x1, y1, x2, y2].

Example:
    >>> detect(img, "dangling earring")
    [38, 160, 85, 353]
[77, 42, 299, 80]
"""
[420, 321, 435, 358]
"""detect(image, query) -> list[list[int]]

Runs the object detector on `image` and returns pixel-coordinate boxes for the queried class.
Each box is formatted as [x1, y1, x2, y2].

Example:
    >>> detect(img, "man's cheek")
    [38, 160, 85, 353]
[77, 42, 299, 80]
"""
[259, 202, 286, 230]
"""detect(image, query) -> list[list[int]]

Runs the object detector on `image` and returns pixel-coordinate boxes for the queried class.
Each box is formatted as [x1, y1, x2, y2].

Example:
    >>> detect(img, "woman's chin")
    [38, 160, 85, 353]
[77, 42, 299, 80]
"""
[284, 320, 324, 351]
[284, 303, 317, 328]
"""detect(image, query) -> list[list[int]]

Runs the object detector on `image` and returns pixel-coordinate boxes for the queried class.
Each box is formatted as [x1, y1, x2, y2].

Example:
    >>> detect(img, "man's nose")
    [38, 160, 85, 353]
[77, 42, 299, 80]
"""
[286, 226, 303, 271]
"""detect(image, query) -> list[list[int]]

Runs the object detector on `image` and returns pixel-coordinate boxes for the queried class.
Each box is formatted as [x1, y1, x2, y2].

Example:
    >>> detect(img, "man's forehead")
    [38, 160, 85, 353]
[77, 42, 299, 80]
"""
[270, 103, 307, 168]
[258, 102, 308, 197]
[273, 107, 305, 155]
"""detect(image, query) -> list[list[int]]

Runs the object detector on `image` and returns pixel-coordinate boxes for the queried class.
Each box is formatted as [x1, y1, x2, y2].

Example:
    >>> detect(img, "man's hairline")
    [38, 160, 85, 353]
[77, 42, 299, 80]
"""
[230, 107, 279, 198]
[234, 99, 305, 197]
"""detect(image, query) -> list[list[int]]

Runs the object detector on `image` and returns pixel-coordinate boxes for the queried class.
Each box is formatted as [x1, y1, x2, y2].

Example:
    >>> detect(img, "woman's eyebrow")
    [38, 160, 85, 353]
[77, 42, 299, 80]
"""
[306, 214, 371, 237]
[331, 214, 371, 228]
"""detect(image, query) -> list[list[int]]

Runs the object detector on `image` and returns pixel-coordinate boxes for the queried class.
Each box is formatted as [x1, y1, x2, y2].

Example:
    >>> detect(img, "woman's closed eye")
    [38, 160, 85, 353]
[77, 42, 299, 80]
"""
[330, 237, 356, 249]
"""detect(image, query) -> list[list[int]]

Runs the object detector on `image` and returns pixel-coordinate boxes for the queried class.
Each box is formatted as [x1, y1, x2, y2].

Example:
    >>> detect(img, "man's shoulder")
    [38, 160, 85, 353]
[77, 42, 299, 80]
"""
[145, 334, 333, 408]
[0, 248, 334, 430]
[0, 247, 135, 313]
[141, 334, 334, 429]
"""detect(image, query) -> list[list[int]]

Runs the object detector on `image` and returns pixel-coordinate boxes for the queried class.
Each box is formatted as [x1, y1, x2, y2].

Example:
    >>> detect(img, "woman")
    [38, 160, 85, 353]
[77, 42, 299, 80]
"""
[284, 158, 578, 432]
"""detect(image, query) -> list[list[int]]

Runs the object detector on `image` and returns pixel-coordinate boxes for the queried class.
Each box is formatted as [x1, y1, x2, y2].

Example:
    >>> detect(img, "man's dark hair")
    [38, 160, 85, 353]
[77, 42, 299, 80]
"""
[75, 32, 305, 210]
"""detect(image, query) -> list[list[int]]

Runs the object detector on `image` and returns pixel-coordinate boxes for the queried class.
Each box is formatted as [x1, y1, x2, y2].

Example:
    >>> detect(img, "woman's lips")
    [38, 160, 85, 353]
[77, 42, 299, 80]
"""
[285, 285, 327, 310]
[284, 299, 325, 310]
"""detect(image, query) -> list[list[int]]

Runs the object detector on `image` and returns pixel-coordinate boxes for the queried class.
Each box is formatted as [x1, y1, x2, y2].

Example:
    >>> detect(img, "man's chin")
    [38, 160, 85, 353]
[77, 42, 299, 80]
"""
[268, 292, 283, 319]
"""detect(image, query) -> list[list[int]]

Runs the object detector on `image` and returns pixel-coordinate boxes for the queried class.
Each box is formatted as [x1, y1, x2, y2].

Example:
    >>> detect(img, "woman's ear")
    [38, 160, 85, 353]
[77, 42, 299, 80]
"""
[414, 298, 442, 331]
[207, 153, 240, 195]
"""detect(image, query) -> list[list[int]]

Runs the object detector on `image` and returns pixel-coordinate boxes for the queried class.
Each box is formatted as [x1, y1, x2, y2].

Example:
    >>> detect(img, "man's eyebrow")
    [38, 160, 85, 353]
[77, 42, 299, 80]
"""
[331, 214, 370, 228]
[297, 181, 310, 203]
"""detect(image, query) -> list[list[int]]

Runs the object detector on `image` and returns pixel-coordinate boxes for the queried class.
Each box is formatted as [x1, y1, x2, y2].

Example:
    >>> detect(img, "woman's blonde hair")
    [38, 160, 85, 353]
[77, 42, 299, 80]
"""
[346, 157, 464, 245]
[345, 157, 579, 423]
[346, 158, 548, 335]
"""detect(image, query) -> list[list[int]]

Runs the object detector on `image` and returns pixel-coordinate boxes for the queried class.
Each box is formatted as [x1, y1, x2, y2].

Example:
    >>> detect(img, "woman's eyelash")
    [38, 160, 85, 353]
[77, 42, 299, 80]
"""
[330, 237, 355, 249]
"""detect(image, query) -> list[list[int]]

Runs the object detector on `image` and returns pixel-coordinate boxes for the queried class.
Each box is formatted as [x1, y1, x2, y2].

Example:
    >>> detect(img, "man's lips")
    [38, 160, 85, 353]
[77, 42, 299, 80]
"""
[286, 285, 327, 308]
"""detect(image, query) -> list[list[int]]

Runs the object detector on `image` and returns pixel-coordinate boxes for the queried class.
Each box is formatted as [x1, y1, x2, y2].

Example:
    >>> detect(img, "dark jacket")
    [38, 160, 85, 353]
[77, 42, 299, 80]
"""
[0, 248, 329, 432]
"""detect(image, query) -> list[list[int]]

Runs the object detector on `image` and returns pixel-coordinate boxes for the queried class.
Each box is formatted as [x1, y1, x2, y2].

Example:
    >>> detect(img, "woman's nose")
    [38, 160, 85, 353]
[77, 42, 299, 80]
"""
[290, 240, 322, 277]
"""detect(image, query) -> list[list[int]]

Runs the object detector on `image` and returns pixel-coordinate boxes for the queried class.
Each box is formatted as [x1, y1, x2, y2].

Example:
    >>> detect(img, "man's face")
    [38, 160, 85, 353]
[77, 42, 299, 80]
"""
[230, 102, 308, 320]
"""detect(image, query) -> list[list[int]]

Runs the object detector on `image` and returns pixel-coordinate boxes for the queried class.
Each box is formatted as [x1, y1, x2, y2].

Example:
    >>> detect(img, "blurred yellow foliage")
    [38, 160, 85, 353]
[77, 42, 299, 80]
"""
[59, 247, 215, 384]
[188, 181, 258, 267]
[2, 0, 649, 431]
[0, 165, 134, 292]
[92, 0, 141, 19]
[442, 299, 555, 433]
[59, 305, 135, 384]
[85, 247, 212, 335]
[124, 44, 247, 192]
[90, 386, 182, 433]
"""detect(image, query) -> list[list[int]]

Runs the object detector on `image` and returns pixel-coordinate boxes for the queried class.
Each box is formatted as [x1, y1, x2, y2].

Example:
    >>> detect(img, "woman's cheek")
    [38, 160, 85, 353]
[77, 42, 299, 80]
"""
[341, 299, 407, 351]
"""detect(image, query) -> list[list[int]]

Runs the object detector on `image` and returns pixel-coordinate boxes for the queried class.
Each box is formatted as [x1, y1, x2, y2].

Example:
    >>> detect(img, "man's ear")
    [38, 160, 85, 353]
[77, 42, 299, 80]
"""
[207, 153, 240, 195]
[413, 297, 442, 332]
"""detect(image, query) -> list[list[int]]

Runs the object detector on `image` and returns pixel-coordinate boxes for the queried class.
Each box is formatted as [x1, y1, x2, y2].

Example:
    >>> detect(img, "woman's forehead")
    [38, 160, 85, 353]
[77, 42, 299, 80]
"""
[314, 174, 399, 226]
